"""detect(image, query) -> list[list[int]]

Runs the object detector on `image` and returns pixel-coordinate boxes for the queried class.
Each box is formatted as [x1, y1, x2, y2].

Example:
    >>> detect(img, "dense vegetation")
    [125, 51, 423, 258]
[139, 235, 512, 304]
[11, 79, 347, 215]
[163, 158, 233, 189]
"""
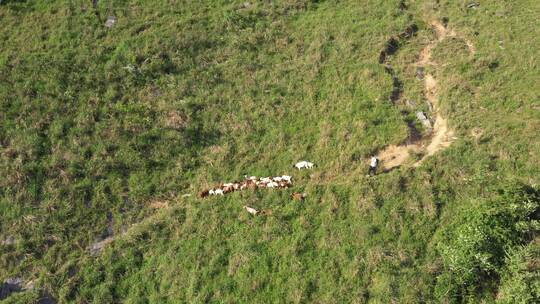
[1, 0, 539, 303]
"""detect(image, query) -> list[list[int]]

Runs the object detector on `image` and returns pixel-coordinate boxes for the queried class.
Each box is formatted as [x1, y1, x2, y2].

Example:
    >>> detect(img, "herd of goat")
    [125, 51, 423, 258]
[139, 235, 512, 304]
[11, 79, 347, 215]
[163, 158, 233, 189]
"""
[198, 175, 293, 198]
[198, 161, 315, 200]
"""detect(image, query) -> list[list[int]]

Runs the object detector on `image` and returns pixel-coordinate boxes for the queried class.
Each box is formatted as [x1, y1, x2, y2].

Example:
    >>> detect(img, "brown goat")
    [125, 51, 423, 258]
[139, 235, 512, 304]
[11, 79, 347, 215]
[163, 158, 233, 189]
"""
[291, 192, 306, 201]
[198, 189, 210, 198]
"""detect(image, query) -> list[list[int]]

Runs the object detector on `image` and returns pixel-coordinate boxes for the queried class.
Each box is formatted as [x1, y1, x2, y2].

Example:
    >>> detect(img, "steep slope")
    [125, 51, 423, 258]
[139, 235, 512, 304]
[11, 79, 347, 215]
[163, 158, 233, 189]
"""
[0, 1, 539, 303]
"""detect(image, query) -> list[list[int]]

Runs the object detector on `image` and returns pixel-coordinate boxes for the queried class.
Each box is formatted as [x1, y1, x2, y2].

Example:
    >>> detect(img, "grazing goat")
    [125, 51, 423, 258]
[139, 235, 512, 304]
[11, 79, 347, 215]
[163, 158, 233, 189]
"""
[291, 192, 307, 201]
[244, 206, 258, 215]
[294, 161, 314, 170]
[201, 174, 294, 198]
[198, 190, 210, 198]
[266, 181, 279, 188]
[260, 177, 272, 183]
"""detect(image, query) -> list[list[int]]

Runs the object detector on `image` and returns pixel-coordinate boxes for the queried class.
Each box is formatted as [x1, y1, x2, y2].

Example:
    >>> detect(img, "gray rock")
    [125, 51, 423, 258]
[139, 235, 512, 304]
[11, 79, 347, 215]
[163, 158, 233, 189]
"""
[1, 235, 16, 246]
[0, 278, 23, 300]
[416, 67, 425, 80]
[416, 111, 432, 129]
[416, 111, 427, 120]
[105, 15, 116, 28]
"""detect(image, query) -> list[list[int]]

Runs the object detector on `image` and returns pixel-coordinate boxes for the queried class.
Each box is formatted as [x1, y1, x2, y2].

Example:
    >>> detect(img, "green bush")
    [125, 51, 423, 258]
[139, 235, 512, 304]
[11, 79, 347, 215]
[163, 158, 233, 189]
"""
[497, 243, 540, 304]
[434, 184, 540, 301]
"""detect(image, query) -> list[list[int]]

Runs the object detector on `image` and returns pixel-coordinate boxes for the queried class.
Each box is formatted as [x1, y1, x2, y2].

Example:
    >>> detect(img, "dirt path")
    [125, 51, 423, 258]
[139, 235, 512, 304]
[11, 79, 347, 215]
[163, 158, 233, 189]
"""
[376, 20, 473, 171]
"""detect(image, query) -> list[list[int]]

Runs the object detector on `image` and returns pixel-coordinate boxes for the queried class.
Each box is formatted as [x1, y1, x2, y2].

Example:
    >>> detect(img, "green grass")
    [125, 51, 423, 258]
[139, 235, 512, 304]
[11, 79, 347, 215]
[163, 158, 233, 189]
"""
[1, 0, 539, 303]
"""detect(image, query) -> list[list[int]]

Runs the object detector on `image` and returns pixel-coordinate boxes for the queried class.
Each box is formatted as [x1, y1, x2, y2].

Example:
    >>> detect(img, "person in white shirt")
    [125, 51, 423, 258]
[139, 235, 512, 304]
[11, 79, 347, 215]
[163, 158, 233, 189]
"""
[368, 156, 379, 176]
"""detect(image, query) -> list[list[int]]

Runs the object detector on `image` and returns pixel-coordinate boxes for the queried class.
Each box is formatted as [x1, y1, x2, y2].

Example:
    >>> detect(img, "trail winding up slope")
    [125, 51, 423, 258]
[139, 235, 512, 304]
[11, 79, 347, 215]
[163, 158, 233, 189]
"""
[376, 20, 475, 171]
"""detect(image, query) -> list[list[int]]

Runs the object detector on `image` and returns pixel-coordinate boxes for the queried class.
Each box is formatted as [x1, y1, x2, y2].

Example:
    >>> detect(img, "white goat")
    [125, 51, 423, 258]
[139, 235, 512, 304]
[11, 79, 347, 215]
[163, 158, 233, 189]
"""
[244, 206, 258, 215]
[209, 189, 216, 195]
[281, 175, 292, 183]
[214, 189, 224, 196]
[266, 181, 278, 188]
[260, 177, 272, 183]
[294, 161, 314, 170]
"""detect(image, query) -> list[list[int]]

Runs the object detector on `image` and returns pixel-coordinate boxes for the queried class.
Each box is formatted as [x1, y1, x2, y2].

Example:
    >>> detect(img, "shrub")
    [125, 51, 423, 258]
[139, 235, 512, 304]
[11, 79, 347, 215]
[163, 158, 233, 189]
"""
[434, 183, 540, 301]
[496, 243, 540, 304]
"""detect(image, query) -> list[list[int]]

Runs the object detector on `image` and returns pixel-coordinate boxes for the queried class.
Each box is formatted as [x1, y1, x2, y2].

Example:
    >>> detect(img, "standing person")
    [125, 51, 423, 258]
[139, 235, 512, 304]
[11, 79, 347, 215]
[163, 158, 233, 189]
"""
[368, 156, 379, 176]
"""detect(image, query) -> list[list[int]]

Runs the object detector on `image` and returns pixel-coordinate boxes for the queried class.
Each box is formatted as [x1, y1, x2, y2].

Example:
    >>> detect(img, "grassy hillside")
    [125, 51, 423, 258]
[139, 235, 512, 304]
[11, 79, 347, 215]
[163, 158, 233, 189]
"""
[1, 0, 539, 303]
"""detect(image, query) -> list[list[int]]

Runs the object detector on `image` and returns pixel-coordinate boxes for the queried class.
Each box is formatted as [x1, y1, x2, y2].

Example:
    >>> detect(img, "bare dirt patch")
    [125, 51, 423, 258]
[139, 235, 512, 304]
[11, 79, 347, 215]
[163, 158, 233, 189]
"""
[378, 144, 420, 171]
